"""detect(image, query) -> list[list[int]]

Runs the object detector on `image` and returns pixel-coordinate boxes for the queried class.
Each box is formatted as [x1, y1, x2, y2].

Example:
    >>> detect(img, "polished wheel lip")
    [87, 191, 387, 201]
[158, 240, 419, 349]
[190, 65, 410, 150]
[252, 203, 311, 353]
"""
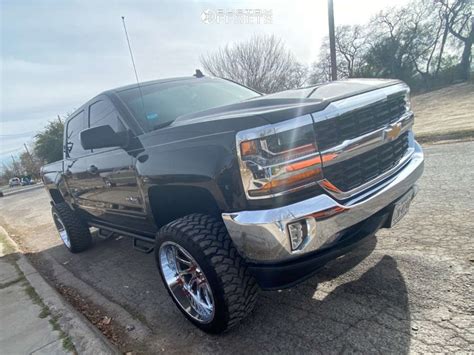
[159, 241, 215, 324]
[52, 211, 71, 248]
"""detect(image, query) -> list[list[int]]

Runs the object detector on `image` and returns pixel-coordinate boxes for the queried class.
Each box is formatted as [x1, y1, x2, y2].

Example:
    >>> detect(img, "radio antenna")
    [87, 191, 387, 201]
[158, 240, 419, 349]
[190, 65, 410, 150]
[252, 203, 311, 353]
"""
[121, 16, 146, 118]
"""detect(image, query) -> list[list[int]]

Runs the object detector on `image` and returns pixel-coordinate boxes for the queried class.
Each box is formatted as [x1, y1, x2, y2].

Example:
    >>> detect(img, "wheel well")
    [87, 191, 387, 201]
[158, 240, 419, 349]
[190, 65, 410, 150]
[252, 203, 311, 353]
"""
[149, 186, 221, 228]
[49, 189, 65, 204]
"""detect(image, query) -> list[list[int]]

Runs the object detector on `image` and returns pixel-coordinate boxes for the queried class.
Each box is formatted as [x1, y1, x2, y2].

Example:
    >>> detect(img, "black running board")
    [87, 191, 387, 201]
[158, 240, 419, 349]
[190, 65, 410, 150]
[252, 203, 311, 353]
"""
[88, 222, 155, 254]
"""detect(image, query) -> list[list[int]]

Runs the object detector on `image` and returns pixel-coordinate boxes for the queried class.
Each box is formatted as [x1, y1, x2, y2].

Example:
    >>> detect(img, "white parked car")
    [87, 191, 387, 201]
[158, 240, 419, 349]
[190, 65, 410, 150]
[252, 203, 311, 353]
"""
[9, 177, 21, 187]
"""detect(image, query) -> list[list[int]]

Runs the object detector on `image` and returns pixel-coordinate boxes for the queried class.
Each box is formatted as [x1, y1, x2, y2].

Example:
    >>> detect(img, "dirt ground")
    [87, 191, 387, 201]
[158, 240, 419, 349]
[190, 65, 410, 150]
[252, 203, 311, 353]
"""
[412, 82, 474, 140]
[0, 141, 473, 353]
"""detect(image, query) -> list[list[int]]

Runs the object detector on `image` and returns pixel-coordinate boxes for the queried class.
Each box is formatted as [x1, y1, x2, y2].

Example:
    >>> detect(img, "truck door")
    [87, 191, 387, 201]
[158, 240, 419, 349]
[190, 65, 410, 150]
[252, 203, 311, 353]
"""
[78, 98, 153, 233]
[64, 109, 91, 207]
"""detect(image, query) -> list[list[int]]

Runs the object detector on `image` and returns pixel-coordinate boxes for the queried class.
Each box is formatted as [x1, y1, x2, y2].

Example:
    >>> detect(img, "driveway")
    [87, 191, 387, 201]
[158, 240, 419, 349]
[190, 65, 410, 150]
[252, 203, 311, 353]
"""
[0, 141, 472, 353]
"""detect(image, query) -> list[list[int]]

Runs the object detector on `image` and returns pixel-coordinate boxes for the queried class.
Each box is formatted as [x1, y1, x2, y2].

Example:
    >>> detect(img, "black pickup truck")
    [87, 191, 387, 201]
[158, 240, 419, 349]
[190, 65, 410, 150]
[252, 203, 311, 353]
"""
[42, 74, 424, 333]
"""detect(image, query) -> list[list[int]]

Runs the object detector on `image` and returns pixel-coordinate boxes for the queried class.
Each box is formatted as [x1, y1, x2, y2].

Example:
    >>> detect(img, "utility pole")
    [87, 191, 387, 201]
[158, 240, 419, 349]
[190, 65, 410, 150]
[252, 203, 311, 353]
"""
[24, 143, 33, 160]
[11, 155, 19, 176]
[24, 143, 36, 177]
[328, 0, 337, 81]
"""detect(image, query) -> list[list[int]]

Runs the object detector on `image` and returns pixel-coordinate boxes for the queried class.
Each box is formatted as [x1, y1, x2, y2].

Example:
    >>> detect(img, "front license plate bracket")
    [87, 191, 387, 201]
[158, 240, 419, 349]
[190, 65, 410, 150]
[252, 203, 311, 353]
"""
[388, 190, 414, 227]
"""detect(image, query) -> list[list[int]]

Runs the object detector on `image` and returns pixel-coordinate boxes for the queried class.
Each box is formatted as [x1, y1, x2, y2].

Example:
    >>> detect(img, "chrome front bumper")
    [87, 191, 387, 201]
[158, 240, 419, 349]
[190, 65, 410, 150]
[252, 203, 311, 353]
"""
[222, 141, 424, 262]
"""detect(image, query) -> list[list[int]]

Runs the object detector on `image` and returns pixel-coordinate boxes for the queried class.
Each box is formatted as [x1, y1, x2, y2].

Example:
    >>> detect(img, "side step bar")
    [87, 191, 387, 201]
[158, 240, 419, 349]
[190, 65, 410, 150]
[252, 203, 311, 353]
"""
[88, 222, 155, 254]
[96, 229, 115, 240]
[133, 238, 155, 254]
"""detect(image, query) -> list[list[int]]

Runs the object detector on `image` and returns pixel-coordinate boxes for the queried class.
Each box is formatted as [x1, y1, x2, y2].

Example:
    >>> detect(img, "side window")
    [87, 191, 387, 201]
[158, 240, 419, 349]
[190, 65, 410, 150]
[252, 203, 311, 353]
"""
[66, 111, 88, 158]
[89, 100, 125, 132]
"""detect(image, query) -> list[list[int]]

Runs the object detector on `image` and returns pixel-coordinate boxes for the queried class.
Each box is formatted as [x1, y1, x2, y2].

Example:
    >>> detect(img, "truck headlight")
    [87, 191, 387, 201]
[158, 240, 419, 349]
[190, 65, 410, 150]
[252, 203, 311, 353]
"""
[404, 88, 411, 112]
[237, 117, 323, 199]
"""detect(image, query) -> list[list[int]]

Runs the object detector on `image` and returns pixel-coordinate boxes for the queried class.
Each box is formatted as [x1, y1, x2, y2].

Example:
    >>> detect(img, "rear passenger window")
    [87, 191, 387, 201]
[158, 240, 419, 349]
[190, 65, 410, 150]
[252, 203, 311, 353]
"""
[66, 111, 88, 158]
[89, 100, 125, 132]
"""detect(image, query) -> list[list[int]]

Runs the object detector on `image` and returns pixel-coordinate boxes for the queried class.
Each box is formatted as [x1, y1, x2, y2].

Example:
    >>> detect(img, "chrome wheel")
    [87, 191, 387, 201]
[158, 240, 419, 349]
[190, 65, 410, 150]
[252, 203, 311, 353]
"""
[52, 212, 71, 248]
[159, 241, 215, 323]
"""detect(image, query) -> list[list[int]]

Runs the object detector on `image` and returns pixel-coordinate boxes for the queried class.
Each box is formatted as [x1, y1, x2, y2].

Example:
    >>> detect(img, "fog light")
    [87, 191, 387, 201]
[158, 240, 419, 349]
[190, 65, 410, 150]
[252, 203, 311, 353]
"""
[288, 220, 308, 251]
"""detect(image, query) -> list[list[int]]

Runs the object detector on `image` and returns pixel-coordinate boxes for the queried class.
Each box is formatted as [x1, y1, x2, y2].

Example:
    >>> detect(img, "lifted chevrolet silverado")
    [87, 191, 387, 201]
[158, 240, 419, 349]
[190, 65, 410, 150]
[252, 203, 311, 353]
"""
[42, 75, 424, 333]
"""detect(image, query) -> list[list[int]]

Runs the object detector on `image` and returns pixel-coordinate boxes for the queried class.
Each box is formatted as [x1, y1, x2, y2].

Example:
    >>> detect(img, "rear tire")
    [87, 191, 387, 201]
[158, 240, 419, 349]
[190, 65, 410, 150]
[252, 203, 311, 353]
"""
[51, 202, 92, 253]
[155, 213, 259, 333]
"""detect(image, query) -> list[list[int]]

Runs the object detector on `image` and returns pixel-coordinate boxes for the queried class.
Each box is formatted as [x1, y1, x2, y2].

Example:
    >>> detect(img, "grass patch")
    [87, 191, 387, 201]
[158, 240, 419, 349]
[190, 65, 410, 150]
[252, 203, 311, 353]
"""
[0, 276, 25, 289]
[25, 285, 77, 353]
[62, 335, 75, 353]
[0, 229, 76, 352]
[39, 307, 51, 318]
[24, 284, 43, 305]
[49, 315, 76, 353]
[49, 317, 61, 331]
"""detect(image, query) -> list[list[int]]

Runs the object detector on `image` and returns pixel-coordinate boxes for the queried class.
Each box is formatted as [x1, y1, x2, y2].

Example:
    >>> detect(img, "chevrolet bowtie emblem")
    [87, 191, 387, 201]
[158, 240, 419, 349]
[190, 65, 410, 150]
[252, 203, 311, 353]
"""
[385, 123, 402, 141]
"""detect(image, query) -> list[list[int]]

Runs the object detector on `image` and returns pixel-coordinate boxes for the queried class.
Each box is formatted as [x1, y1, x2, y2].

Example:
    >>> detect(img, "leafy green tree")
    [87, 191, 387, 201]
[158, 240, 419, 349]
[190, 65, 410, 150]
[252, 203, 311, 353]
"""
[34, 116, 64, 163]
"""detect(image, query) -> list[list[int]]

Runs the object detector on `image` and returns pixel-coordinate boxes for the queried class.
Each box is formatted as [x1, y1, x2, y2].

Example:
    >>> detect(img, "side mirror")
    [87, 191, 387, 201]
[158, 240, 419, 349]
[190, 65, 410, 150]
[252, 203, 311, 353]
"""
[80, 125, 128, 150]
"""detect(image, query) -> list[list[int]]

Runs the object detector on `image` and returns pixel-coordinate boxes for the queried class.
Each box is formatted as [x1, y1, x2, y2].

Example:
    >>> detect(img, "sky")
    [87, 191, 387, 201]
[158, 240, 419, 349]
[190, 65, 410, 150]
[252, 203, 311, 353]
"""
[0, 0, 409, 167]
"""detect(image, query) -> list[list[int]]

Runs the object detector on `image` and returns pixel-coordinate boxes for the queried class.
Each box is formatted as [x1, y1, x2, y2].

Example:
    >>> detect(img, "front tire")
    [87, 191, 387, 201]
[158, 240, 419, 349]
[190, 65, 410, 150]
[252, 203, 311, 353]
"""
[155, 214, 259, 333]
[51, 202, 92, 253]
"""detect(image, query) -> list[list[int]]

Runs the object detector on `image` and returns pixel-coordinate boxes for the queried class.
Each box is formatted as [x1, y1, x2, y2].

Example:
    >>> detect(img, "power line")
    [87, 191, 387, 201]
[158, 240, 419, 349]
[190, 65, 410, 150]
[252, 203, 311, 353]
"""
[0, 131, 35, 138]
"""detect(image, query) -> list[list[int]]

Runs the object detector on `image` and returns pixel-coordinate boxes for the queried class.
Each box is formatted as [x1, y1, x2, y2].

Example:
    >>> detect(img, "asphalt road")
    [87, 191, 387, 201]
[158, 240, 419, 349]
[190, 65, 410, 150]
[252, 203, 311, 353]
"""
[0, 141, 473, 353]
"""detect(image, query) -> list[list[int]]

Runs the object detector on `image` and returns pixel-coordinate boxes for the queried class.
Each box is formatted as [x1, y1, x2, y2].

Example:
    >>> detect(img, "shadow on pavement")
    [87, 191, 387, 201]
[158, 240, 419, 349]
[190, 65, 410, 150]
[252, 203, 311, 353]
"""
[27, 232, 411, 353]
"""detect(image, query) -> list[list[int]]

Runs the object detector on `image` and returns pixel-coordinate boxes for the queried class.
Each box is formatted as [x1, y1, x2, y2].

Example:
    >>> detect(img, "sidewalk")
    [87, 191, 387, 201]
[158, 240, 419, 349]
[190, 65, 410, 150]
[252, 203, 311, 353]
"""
[0, 229, 118, 355]
[0, 237, 72, 354]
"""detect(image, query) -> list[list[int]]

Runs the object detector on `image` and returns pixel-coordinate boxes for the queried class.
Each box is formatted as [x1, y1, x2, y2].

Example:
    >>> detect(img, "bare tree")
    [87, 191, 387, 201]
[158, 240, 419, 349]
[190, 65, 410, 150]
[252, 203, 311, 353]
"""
[402, 1, 446, 79]
[308, 25, 367, 84]
[310, 0, 470, 90]
[200, 34, 307, 93]
[0, 164, 16, 184]
[308, 38, 348, 84]
[335, 25, 367, 77]
[19, 148, 42, 178]
[435, 3, 451, 74]
[436, 0, 473, 80]
[308, 48, 331, 84]
[366, 6, 425, 79]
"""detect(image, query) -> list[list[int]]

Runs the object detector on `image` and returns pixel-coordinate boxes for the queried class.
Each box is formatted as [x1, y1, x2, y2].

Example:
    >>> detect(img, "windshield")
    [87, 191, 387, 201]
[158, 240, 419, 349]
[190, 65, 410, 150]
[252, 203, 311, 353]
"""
[117, 78, 260, 131]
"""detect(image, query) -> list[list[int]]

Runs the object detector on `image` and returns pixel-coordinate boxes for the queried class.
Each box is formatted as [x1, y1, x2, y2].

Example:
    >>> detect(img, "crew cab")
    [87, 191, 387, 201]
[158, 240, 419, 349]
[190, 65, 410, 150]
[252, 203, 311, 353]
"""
[42, 75, 424, 333]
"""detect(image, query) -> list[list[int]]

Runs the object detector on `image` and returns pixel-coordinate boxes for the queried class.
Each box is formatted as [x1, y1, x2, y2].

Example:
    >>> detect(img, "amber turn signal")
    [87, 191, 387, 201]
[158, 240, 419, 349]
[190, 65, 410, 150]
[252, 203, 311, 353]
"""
[240, 140, 258, 156]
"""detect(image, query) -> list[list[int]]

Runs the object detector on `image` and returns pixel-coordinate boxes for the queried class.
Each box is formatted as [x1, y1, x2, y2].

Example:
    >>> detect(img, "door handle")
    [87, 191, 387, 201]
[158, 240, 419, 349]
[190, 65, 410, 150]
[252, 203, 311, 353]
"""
[87, 165, 99, 174]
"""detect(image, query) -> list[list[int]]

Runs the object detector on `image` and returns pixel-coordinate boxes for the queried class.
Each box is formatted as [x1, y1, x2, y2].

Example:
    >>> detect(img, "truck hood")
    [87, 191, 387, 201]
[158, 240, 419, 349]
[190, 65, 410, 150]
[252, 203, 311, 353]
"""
[174, 78, 401, 125]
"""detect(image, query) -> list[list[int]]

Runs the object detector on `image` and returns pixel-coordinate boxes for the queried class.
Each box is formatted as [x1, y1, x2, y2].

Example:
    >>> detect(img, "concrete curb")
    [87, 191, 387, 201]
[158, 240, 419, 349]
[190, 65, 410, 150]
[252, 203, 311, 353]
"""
[0, 226, 120, 355]
[416, 129, 474, 145]
[0, 184, 44, 198]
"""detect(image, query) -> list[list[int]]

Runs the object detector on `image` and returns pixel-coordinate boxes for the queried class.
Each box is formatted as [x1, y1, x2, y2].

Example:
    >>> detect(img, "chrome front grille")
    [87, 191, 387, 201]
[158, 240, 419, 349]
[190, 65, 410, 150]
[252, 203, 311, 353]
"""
[314, 95, 406, 151]
[235, 82, 413, 200]
[322, 132, 409, 191]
